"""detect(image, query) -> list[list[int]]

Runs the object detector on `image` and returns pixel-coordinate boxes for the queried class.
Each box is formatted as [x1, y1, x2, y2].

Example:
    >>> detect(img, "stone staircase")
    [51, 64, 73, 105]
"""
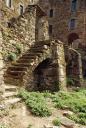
[1, 84, 21, 107]
[4, 41, 51, 88]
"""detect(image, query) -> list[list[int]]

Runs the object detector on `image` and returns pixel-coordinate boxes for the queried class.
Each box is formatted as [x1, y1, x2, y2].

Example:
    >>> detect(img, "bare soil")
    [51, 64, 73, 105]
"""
[0, 101, 85, 128]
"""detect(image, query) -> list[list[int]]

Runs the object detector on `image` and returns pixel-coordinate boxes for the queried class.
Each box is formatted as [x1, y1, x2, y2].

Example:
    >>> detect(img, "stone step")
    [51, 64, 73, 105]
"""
[36, 41, 50, 46]
[7, 70, 26, 76]
[4, 98, 21, 105]
[7, 66, 28, 71]
[30, 46, 44, 50]
[4, 74, 22, 79]
[13, 63, 31, 67]
[23, 53, 42, 57]
[17, 59, 33, 63]
[5, 85, 17, 91]
[30, 49, 44, 53]
[2, 92, 18, 98]
[4, 77, 22, 86]
[20, 55, 36, 59]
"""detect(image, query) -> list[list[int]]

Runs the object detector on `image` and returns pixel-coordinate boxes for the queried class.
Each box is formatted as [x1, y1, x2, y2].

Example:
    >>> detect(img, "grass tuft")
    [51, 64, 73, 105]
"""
[19, 89, 52, 117]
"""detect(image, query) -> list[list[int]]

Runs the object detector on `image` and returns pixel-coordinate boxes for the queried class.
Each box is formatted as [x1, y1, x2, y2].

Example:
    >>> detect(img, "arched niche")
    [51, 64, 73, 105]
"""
[68, 33, 79, 45]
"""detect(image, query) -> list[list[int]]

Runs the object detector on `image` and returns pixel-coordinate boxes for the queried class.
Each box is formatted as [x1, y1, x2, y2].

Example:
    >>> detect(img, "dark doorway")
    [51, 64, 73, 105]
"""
[33, 58, 59, 91]
[68, 33, 79, 45]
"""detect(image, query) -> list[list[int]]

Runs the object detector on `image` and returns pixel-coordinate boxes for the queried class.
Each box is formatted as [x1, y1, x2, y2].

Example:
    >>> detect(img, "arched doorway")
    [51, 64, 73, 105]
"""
[33, 58, 59, 91]
[68, 33, 79, 45]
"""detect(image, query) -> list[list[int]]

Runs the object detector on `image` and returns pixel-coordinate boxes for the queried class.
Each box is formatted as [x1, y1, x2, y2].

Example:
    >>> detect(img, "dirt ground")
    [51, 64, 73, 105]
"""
[0, 101, 85, 128]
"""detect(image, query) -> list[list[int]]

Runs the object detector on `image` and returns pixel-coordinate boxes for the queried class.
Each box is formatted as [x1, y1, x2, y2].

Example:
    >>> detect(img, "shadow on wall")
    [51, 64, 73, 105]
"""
[33, 58, 59, 92]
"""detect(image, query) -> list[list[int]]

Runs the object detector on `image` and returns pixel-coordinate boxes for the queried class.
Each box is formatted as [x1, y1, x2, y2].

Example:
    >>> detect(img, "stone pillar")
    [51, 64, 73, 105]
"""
[77, 53, 83, 86]
[52, 40, 67, 91]
[37, 17, 49, 41]
[68, 48, 83, 87]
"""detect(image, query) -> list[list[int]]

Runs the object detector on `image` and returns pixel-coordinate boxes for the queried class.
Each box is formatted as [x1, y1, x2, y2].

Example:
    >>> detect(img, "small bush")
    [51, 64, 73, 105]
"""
[15, 44, 22, 54]
[52, 118, 61, 126]
[19, 89, 52, 117]
[7, 52, 16, 61]
[27, 124, 33, 128]
[67, 78, 75, 86]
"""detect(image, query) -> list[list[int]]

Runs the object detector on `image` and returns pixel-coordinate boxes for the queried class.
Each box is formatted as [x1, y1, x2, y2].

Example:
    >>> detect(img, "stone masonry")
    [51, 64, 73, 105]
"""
[0, 0, 84, 93]
[0, 30, 5, 103]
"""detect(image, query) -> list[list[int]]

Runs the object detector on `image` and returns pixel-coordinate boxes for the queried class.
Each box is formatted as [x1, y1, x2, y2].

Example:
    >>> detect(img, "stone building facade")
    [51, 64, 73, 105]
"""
[38, 0, 86, 46]
[0, 0, 86, 45]
[0, 0, 85, 94]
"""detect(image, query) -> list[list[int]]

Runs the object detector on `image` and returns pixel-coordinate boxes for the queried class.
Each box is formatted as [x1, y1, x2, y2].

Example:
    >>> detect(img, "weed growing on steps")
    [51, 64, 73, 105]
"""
[19, 89, 52, 117]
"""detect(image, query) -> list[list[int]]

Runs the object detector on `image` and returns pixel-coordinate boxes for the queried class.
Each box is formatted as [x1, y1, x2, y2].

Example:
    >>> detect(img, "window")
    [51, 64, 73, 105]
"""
[49, 25, 53, 34]
[71, 0, 77, 12]
[19, 5, 24, 15]
[6, 0, 12, 8]
[70, 19, 76, 29]
[50, 9, 53, 17]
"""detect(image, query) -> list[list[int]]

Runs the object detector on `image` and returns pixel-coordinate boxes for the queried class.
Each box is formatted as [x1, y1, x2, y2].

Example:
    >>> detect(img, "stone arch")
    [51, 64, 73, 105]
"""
[33, 58, 59, 91]
[68, 33, 79, 45]
[5, 40, 67, 91]
[23, 40, 67, 91]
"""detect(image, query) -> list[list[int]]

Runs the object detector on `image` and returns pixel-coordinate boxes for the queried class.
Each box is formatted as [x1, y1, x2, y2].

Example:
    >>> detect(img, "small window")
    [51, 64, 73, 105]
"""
[71, 0, 77, 12]
[70, 19, 76, 29]
[50, 9, 53, 17]
[6, 0, 12, 8]
[49, 25, 53, 34]
[20, 5, 24, 15]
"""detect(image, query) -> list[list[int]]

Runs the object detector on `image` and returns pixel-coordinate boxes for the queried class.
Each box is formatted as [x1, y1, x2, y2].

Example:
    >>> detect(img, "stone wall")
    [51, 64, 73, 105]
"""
[1, 5, 35, 63]
[38, 0, 86, 45]
[51, 40, 67, 91]
[22, 40, 67, 91]
[37, 16, 49, 41]
[0, 0, 86, 46]
[0, 5, 48, 65]
[65, 46, 83, 87]
[0, 30, 5, 103]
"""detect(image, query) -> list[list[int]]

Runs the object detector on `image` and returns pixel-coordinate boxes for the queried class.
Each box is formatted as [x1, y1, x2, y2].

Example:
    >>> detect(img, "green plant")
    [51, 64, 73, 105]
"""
[51, 89, 86, 125]
[54, 81, 59, 89]
[7, 52, 16, 61]
[15, 44, 22, 54]
[0, 124, 9, 128]
[52, 118, 61, 126]
[19, 89, 52, 117]
[27, 124, 33, 128]
[67, 77, 75, 86]
[68, 113, 86, 125]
